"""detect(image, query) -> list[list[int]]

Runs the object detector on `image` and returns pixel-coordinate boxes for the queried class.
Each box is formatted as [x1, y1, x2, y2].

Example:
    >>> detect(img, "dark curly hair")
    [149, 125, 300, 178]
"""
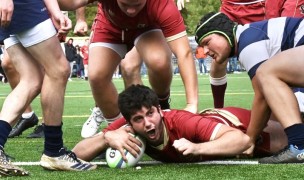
[118, 84, 159, 122]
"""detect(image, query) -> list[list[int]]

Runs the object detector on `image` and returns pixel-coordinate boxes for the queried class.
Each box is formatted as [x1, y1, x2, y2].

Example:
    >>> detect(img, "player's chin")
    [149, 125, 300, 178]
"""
[146, 133, 162, 145]
[215, 57, 226, 64]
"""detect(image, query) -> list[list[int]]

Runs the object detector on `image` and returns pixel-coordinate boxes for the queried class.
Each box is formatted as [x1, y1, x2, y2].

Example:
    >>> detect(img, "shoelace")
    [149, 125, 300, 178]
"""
[59, 148, 81, 163]
[88, 109, 103, 124]
[67, 151, 81, 163]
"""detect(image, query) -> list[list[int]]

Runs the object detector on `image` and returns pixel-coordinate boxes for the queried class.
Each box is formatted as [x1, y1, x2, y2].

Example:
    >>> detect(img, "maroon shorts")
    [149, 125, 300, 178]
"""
[266, 0, 304, 18]
[220, 0, 266, 24]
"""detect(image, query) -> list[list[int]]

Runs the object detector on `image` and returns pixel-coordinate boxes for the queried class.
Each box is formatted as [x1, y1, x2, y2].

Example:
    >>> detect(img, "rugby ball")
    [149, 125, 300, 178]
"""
[106, 133, 146, 168]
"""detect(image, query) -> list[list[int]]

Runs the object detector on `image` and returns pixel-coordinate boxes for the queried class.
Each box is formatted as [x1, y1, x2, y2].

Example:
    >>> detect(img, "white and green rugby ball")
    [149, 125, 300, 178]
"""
[106, 134, 146, 168]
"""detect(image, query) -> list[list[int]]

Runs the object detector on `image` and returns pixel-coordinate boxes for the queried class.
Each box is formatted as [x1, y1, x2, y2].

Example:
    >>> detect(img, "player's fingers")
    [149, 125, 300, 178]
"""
[127, 138, 140, 154]
[182, 149, 191, 156]
[0, 5, 13, 28]
[124, 143, 138, 158]
[124, 126, 135, 134]
[118, 148, 128, 163]
[173, 138, 186, 148]
[129, 135, 142, 147]
[0, 11, 8, 28]
[74, 29, 86, 36]
[83, 25, 88, 33]
[62, 18, 72, 31]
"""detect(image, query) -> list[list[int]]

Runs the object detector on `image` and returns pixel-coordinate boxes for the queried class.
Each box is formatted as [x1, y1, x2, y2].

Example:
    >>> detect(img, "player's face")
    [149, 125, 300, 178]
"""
[117, 0, 146, 17]
[199, 33, 231, 64]
[129, 106, 164, 146]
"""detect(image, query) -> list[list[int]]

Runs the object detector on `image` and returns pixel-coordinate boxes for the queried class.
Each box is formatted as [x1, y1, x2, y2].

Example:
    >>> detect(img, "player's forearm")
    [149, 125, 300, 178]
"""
[247, 94, 271, 143]
[57, 0, 89, 11]
[180, 67, 198, 112]
[177, 51, 198, 112]
[169, 37, 198, 113]
[198, 130, 251, 156]
[76, 6, 86, 21]
[72, 133, 108, 161]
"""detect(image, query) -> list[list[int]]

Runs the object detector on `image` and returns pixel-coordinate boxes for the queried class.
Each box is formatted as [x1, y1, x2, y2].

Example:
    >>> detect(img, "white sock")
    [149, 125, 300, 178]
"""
[209, 74, 227, 85]
[106, 113, 123, 124]
[22, 111, 34, 119]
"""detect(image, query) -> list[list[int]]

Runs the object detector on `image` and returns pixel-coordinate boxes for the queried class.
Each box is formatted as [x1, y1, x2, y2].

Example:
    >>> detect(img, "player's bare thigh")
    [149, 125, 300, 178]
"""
[258, 46, 304, 86]
[11, 19, 68, 72]
[135, 29, 171, 66]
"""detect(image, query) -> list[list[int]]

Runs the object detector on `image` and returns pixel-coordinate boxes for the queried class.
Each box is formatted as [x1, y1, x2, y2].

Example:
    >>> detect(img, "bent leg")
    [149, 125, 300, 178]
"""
[0, 43, 43, 125]
[1, 52, 35, 114]
[120, 47, 143, 88]
[26, 36, 70, 126]
[256, 46, 304, 128]
[88, 46, 121, 119]
[136, 31, 172, 98]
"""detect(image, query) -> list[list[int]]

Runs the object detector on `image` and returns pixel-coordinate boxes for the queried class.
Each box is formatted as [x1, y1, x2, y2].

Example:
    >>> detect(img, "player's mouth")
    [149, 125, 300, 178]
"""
[209, 53, 216, 60]
[146, 129, 156, 139]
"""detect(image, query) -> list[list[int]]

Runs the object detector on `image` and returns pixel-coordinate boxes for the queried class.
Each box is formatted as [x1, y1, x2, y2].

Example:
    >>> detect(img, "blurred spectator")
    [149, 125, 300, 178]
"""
[80, 38, 89, 81]
[74, 45, 84, 79]
[227, 56, 240, 73]
[64, 38, 76, 81]
[195, 46, 208, 75]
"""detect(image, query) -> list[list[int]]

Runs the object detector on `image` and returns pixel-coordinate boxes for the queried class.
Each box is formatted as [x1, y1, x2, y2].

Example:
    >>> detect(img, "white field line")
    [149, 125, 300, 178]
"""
[13, 160, 258, 166]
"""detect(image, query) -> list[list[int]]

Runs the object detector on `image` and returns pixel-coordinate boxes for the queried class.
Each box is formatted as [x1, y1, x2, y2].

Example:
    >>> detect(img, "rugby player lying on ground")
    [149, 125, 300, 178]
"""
[72, 84, 287, 163]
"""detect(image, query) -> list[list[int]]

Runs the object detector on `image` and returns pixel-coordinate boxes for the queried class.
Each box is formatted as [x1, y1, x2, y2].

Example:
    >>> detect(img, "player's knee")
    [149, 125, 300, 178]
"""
[88, 70, 110, 88]
[1, 56, 14, 72]
[59, 63, 71, 81]
[24, 77, 43, 97]
[121, 59, 141, 75]
[255, 66, 269, 84]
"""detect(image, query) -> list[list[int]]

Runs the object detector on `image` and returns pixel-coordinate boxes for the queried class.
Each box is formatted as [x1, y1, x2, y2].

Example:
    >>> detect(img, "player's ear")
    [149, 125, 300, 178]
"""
[157, 106, 164, 116]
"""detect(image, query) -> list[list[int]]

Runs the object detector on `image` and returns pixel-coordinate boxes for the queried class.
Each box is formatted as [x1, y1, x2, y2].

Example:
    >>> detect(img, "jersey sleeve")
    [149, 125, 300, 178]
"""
[152, 0, 187, 41]
[170, 111, 221, 142]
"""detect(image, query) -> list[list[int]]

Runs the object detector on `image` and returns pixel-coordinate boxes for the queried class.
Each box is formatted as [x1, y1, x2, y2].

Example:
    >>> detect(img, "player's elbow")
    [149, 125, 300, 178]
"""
[58, 0, 86, 11]
[237, 131, 251, 152]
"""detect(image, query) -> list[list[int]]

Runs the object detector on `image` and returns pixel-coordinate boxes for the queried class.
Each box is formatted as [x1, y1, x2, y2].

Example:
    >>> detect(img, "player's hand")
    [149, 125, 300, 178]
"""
[51, 11, 72, 35]
[74, 20, 88, 36]
[104, 127, 142, 162]
[239, 142, 255, 158]
[0, 0, 14, 28]
[176, 0, 190, 10]
[173, 138, 199, 156]
[50, 12, 71, 42]
[183, 103, 197, 114]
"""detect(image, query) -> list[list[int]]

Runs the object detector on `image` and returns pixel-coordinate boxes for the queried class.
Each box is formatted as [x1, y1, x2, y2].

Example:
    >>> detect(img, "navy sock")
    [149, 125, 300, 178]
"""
[44, 124, 64, 157]
[284, 123, 304, 149]
[0, 120, 12, 149]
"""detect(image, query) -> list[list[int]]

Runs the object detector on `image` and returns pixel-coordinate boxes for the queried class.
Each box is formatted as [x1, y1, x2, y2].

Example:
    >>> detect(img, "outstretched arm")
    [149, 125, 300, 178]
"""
[57, 0, 92, 11]
[73, 120, 142, 162]
[168, 36, 198, 113]
[244, 77, 271, 155]
[72, 132, 108, 161]
[173, 125, 251, 156]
